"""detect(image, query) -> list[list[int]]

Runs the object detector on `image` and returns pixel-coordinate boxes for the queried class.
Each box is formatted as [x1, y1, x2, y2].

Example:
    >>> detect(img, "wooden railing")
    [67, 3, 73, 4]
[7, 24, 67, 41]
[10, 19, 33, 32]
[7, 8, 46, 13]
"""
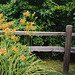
[0, 25, 75, 73]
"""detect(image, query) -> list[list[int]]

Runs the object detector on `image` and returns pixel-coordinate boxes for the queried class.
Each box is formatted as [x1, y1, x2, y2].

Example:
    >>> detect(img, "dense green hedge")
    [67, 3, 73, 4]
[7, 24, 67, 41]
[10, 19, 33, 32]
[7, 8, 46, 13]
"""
[0, 0, 75, 47]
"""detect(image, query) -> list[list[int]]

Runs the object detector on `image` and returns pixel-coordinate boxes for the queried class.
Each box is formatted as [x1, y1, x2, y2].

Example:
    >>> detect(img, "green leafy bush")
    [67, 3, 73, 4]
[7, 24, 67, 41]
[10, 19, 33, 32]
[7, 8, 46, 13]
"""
[0, 0, 29, 20]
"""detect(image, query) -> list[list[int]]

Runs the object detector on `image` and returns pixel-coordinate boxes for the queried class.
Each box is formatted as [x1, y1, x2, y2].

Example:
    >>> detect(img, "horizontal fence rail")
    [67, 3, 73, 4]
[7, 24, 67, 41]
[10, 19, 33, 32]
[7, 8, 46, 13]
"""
[72, 33, 75, 36]
[0, 30, 75, 36]
[28, 46, 75, 53]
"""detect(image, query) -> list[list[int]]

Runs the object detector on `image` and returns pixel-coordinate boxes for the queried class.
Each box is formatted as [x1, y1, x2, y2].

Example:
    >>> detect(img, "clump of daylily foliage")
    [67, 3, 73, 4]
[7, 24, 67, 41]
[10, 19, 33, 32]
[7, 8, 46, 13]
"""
[0, 12, 46, 75]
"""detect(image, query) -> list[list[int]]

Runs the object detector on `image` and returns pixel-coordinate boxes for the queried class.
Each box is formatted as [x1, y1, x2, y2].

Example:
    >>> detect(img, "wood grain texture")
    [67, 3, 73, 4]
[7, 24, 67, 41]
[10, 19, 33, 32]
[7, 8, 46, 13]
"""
[63, 25, 72, 73]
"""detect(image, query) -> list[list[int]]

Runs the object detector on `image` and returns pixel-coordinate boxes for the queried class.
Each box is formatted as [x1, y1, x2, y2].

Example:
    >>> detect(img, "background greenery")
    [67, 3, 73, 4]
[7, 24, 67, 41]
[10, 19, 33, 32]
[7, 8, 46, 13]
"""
[0, 0, 75, 55]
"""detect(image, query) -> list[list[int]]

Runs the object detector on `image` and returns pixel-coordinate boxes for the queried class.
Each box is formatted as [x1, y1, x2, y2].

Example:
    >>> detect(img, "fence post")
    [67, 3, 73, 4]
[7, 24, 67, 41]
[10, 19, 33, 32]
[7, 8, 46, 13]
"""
[63, 25, 72, 73]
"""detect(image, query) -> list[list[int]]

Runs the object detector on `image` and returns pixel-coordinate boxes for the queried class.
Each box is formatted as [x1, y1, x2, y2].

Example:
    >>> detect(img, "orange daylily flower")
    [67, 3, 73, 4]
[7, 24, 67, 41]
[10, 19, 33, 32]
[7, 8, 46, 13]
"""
[12, 28, 16, 33]
[31, 26, 36, 30]
[0, 26, 2, 29]
[0, 18, 4, 24]
[0, 20, 3, 24]
[8, 22, 13, 26]
[23, 11, 29, 16]
[10, 29, 12, 31]
[20, 55, 26, 60]
[4, 28, 10, 35]
[20, 19, 26, 23]
[0, 14, 3, 17]
[2, 24, 7, 29]
[13, 47, 17, 51]
[25, 26, 30, 30]
[0, 48, 6, 54]
[11, 35, 16, 40]
[30, 22, 34, 26]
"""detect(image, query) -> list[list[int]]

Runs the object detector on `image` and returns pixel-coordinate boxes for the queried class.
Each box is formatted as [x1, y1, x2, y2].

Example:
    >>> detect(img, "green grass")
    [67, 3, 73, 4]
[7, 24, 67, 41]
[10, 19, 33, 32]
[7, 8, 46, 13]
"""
[34, 52, 75, 75]
[39, 58, 75, 75]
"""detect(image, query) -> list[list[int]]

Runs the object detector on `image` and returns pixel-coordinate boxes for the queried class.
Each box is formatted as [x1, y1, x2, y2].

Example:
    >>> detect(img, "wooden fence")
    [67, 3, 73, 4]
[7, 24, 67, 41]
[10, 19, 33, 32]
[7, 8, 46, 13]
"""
[0, 25, 75, 73]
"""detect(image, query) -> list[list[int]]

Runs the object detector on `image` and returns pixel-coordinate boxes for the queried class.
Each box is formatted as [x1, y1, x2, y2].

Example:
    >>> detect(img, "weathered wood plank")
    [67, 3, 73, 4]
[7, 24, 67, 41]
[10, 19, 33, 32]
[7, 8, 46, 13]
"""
[71, 47, 75, 53]
[28, 46, 64, 52]
[0, 45, 75, 53]
[0, 31, 66, 36]
[28, 46, 75, 53]
[0, 30, 75, 36]
[63, 25, 72, 73]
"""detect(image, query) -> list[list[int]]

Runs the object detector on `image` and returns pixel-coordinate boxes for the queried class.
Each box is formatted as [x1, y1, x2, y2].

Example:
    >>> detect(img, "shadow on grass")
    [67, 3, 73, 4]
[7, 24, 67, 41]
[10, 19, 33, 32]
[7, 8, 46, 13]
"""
[33, 52, 75, 63]
[63, 72, 75, 75]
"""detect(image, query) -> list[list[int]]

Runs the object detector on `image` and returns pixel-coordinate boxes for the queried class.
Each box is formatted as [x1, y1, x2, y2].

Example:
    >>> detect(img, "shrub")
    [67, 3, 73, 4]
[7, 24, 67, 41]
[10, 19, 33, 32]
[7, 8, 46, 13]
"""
[0, 0, 29, 20]
[32, 0, 75, 47]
